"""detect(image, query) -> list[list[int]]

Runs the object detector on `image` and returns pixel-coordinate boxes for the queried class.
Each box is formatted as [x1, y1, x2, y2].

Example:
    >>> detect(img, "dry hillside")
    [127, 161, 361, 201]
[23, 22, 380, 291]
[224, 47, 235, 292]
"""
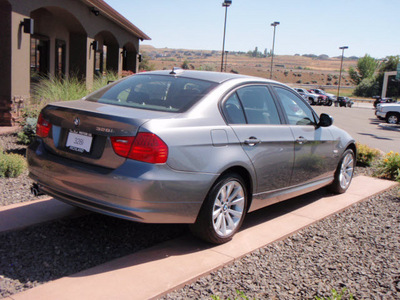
[140, 45, 357, 88]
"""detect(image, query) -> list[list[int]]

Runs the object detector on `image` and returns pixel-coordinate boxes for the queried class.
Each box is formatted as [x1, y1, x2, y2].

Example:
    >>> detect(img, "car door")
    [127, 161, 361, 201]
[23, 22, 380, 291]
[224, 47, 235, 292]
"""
[222, 85, 294, 193]
[272, 86, 337, 185]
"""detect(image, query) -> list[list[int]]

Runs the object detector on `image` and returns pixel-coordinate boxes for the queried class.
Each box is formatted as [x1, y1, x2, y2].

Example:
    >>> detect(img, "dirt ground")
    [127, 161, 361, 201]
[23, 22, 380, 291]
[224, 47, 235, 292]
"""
[141, 45, 357, 88]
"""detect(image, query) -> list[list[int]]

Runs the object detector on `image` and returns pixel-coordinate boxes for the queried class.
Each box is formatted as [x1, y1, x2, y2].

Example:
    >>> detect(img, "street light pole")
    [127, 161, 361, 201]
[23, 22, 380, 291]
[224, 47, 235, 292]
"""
[270, 21, 280, 79]
[220, 0, 232, 72]
[337, 46, 348, 99]
[224, 51, 228, 72]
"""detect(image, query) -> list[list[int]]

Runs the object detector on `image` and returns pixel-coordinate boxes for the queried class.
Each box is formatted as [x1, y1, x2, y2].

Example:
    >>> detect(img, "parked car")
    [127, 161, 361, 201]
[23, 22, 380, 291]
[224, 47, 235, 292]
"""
[307, 89, 330, 106]
[375, 102, 400, 124]
[294, 88, 318, 105]
[337, 96, 353, 108]
[373, 96, 395, 108]
[309, 89, 335, 106]
[27, 69, 356, 244]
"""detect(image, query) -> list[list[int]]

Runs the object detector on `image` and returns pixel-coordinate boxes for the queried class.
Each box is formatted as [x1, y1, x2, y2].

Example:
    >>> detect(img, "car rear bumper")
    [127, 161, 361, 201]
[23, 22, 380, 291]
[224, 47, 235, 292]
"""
[27, 140, 217, 224]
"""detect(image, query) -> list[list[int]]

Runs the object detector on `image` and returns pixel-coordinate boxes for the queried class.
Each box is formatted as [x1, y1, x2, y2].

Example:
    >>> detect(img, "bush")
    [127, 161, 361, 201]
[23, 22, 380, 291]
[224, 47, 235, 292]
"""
[92, 71, 120, 92]
[356, 143, 381, 166]
[0, 151, 26, 178]
[17, 117, 37, 145]
[353, 78, 380, 97]
[31, 75, 88, 104]
[374, 151, 400, 182]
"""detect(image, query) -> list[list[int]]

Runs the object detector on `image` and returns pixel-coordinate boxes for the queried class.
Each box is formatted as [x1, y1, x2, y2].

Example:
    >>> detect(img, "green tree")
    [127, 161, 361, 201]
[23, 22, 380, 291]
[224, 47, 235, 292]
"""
[376, 55, 400, 98]
[181, 60, 190, 70]
[348, 54, 378, 85]
[138, 54, 155, 71]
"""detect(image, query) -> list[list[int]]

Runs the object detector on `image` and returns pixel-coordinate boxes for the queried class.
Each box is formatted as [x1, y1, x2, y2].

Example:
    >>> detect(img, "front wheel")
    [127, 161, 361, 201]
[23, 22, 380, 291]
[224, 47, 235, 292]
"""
[190, 173, 248, 244]
[329, 149, 355, 194]
[386, 112, 400, 124]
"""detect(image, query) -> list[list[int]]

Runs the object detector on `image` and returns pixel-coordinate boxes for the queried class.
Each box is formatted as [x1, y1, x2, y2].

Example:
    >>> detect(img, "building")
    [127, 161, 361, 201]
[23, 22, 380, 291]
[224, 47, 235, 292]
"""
[0, 0, 150, 126]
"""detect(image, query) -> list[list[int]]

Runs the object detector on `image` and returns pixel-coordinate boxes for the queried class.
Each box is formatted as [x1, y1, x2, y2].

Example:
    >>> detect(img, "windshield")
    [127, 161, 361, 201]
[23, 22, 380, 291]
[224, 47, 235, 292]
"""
[86, 74, 217, 112]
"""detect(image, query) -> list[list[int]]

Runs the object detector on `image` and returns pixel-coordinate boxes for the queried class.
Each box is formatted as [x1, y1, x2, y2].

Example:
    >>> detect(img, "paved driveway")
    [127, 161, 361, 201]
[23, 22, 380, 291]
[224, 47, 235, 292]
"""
[313, 105, 399, 154]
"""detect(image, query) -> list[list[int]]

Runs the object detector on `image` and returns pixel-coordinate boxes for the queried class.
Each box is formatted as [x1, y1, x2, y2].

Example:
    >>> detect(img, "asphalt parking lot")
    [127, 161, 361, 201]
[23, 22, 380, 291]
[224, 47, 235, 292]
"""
[313, 105, 400, 154]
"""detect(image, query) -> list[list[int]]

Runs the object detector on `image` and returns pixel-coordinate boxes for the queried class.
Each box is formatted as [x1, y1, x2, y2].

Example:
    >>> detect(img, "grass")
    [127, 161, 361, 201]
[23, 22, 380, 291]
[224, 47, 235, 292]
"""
[31, 71, 120, 106]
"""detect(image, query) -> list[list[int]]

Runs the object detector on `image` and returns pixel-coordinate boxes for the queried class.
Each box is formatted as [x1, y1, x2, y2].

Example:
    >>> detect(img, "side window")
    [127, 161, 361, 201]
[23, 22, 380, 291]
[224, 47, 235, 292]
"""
[236, 86, 281, 125]
[223, 93, 246, 124]
[274, 87, 316, 126]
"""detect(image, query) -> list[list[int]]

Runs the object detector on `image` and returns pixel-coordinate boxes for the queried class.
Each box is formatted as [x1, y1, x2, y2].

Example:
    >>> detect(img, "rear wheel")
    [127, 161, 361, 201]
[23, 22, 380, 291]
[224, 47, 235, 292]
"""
[386, 112, 400, 124]
[329, 149, 355, 194]
[190, 173, 248, 244]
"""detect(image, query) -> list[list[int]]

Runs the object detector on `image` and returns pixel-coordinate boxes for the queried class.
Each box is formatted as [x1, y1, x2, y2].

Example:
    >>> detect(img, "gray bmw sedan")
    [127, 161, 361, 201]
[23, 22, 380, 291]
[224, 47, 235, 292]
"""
[28, 69, 356, 244]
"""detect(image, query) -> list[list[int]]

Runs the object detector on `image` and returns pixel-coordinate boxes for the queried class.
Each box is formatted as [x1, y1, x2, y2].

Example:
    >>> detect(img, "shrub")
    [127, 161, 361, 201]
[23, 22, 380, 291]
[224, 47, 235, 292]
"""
[31, 75, 87, 104]
[356, 143, 381, 166]
[374, 151, 400, 182]
[92, 71, 120, 92]
[17, 117, 37, 145]
[353, 78, 380, 97]
[0, 151, 26, 178]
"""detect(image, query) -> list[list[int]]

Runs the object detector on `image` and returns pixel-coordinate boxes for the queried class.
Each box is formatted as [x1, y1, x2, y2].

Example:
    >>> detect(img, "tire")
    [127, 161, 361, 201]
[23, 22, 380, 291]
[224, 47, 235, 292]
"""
[190, 173, 248, 244]
[386, 112, 400, 124]
[309, 97, 316, 105]
[329, 149, 355, 194]
[326, 100, 333, 106]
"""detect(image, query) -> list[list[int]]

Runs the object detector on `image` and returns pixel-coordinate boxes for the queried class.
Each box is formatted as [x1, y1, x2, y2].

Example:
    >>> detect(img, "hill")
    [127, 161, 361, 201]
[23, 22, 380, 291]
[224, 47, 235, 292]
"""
[140, 45, 358, 88]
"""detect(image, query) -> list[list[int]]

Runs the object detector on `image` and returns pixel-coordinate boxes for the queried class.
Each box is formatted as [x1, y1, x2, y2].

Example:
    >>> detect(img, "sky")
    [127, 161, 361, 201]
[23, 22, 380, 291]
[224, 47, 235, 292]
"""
[104, 0, 400, 59]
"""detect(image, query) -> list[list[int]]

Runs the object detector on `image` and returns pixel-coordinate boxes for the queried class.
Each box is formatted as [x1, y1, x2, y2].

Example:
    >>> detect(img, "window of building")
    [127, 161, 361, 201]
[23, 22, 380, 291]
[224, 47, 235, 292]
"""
[94, 44, 107, 77]
[30, 36, 50, 79]
[55, 39, 66, 77]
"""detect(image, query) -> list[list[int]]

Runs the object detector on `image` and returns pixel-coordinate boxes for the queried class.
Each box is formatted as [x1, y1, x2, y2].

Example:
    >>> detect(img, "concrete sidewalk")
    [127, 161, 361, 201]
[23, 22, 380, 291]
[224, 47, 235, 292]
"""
[4, 176, 398, 300]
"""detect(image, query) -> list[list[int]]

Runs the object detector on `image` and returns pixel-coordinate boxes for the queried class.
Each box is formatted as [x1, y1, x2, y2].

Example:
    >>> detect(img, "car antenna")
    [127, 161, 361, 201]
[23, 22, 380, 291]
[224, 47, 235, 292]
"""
[170, 67, 183, 75]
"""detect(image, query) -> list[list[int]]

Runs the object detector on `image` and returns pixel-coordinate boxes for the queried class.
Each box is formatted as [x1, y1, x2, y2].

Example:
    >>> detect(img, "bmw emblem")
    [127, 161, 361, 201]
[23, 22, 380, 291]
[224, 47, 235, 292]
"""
[74, 117, 80, 127]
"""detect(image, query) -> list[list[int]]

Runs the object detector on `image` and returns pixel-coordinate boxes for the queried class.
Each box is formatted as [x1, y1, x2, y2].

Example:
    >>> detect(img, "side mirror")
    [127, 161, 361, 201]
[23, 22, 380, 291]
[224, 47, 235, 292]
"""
[318, 113, 333, 127]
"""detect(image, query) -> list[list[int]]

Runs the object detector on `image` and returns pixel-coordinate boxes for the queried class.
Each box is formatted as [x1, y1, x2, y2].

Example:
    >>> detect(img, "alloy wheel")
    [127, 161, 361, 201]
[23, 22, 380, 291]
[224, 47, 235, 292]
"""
[212, 180, 245, 237]
[339, 152, 354, 190]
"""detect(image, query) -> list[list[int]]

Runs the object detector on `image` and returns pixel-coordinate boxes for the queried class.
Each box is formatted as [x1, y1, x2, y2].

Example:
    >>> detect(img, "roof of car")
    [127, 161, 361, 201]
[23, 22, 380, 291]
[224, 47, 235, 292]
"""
[137, 69, 272, 84]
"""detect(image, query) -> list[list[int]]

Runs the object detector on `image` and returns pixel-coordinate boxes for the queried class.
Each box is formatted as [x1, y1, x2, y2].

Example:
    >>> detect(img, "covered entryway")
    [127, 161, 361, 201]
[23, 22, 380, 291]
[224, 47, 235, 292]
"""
[0, 0, 150, 126]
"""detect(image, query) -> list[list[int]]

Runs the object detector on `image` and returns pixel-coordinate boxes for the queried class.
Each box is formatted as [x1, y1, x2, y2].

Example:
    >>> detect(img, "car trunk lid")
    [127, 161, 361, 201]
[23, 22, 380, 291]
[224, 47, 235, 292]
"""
[39, 100, 176, 169]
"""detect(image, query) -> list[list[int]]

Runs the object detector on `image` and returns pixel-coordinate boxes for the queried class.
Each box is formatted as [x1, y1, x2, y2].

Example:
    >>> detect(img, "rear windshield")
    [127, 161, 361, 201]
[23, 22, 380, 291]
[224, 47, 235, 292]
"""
[86, 74, 217, 112]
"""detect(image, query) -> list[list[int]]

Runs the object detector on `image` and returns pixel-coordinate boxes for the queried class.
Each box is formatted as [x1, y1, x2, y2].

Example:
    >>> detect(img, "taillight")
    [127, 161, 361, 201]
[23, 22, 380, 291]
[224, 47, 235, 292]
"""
[111, 133, 168, 164]
[36, 113, 52, 138]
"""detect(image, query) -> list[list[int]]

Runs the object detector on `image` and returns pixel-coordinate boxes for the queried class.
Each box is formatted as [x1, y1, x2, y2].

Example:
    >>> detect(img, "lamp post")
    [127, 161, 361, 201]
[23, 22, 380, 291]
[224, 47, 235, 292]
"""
[220, 0, 232, 72]
[337, 46, 348, 99]
[224, 51, 228, 72]
[270, 21, 279, 79]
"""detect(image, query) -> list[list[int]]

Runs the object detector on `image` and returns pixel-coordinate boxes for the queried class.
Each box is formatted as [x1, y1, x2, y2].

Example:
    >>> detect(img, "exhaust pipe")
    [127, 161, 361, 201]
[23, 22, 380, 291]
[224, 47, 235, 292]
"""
[31, 183, 44, 197]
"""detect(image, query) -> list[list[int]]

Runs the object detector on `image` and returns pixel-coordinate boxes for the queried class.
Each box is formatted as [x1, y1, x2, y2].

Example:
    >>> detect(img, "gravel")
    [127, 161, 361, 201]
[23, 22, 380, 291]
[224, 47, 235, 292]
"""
[162, 189, 400, 299]
[1, 133, 400, 299]
[0, 133, 47, 206]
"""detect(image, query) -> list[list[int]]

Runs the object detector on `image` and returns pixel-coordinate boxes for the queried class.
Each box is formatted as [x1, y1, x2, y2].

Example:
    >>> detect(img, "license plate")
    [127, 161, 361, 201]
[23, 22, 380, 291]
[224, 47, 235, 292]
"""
[66, 130, 93, 153]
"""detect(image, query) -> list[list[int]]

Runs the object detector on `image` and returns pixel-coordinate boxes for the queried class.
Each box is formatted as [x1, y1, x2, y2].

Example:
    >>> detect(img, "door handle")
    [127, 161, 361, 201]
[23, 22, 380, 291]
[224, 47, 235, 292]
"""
[296, 136, 308, 145]
[244, 137, 261, 146]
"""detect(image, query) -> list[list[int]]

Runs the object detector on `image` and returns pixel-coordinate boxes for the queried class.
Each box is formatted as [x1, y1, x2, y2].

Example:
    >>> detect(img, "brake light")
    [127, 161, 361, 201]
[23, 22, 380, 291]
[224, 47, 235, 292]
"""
[111, 133, 168, 164]
[110, 136, 135, 157]
[36, 113, 52, 138]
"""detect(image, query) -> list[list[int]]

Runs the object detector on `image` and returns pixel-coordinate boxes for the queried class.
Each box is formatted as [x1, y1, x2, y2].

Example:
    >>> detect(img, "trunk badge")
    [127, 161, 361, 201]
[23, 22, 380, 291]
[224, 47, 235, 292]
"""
[74, 117, 80, 127]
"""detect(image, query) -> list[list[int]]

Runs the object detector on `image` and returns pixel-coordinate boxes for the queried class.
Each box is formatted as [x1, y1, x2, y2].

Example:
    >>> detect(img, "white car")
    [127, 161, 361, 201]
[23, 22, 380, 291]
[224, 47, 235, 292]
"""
[375, 102, 400, 124]
[294, 88, 318, 105]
